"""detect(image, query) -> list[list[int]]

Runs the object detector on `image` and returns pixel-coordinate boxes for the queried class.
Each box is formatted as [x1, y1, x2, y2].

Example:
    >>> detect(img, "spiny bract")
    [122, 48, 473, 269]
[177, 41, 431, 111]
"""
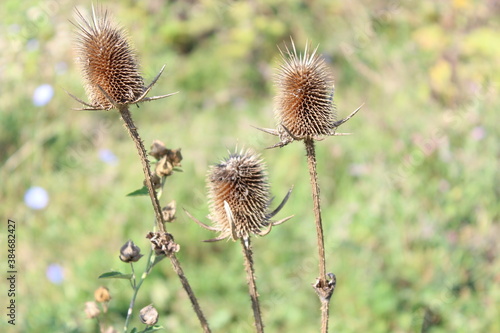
[275, 42, 336, 139]
[207, 150, 270, 240]
[74, 7, 145, 109]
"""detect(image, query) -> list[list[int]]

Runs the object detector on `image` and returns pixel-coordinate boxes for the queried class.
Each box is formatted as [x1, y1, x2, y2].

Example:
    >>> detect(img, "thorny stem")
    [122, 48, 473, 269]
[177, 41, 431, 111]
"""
[170, 255, 211, 333]
[304, 139, 327, 282]
[118, 105, 211, 333]
[241, 237, 264, 333]
[321, 300, 330, 333]
[118, 105, 165, 233]
[304, 138, 331, 333]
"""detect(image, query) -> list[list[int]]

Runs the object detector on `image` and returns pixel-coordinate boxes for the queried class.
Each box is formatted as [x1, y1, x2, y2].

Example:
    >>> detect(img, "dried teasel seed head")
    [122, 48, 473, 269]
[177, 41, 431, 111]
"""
[275, 41, 335, 140]
[207, 149, 270, 240]
[73, 6, 145, 109]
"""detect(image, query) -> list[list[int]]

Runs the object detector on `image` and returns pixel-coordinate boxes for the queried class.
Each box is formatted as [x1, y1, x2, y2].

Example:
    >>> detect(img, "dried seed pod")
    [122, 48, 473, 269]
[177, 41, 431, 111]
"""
[84, 301, 100, 319]
[146, 231, 180, 256]
[119, 240, 143, 263]
[155, 155, 173, 177]
[207, 150, 270, 240]
[139, 304, 159, 326]
[94, 286, 111, 303]
[275, 41, 335, 140]
[74, 7, 145, 109]
[162, 200, 176, 222]
[149, 140, 168, 160]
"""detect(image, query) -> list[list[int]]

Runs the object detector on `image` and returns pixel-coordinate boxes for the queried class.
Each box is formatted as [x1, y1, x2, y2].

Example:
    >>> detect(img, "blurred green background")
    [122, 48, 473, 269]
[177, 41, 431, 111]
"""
[1, 0, 499, 332]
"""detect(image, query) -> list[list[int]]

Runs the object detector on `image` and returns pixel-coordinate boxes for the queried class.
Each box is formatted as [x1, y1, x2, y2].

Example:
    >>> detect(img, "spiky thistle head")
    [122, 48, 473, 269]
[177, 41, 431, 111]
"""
[73, 6, 145, 109]
[274, 41, 336, 142]
[207, 150, 271, 240]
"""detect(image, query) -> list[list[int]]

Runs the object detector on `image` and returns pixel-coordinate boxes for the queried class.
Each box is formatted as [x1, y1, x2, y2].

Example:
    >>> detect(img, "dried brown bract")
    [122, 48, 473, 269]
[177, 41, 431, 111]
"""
[146, 231, 180, 256]
[185, 149, 293, 242]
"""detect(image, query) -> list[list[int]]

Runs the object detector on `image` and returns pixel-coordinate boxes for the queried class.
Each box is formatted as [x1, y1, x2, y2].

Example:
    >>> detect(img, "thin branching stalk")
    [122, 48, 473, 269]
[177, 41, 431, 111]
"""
[124, 250, 152, 332]
[241, 237, 264, 333]
[118, 105, 211, 333]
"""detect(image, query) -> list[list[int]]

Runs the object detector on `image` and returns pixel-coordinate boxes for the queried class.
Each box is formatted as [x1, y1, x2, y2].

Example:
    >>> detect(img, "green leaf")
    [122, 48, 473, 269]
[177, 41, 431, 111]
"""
[98, 271, 133, 279]
[173, 167, 183, 172]
[130, 328, 138, 333]
[143, 326, 163, 332]
[127, 186, 149, 197]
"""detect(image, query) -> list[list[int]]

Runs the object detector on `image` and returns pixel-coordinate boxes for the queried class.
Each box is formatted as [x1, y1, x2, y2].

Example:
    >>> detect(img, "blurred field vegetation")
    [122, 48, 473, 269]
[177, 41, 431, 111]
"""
[1, 0, 499, 332]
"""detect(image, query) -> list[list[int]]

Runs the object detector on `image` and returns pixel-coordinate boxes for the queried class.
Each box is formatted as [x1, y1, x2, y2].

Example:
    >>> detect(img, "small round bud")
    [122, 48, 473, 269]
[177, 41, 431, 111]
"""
[139, 304, 159, 326]
[94, 286, 111, 303]
[119, 240, 143, 263]
[84, 301, 100, 319]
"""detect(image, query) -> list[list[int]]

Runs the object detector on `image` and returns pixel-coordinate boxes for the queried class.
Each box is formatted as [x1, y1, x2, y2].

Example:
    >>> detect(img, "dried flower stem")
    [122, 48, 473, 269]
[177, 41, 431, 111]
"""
[118, 105, 211, 332]
[304, 139, 327, 281]
[241, 237, 264, 333]
[170, 254, 211, 333]
[304, 138, 330, 332]
[118, 105, 164, 232]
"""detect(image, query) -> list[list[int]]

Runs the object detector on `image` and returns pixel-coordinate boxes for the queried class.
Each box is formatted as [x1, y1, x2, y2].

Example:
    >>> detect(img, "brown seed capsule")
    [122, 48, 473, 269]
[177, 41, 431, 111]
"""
[149, 140, 168, 160]
[139, 304, 159, 326]
[155, 155, 173, 177]
[146, 231, 180, 256]
[162, 200, 176, 223]
[207, 150, 270, 240]
[275, 41, 336, 139]
[74, 7, 145, 109]
[119, 240, 143, 263]
[94, 286, 111, 303]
